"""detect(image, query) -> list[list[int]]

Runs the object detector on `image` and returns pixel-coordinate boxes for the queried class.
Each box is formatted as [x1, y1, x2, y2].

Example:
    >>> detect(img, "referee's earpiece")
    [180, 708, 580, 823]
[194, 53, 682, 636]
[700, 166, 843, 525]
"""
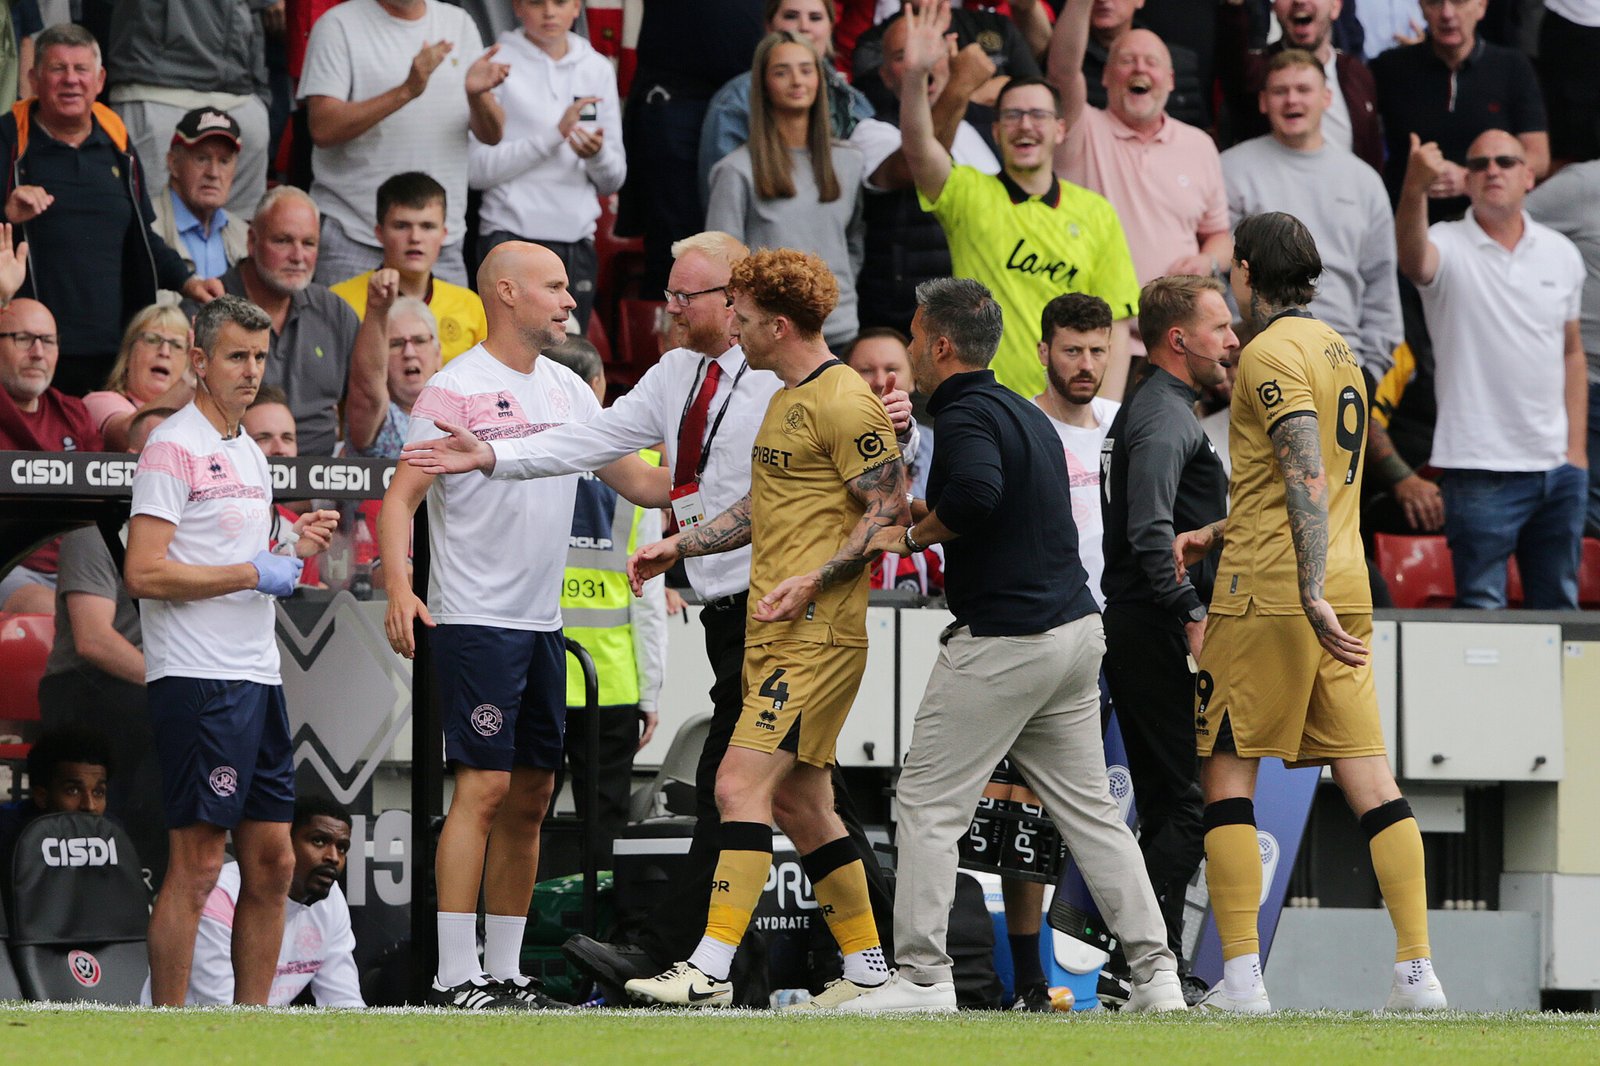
[1174, 334, 1187, 353]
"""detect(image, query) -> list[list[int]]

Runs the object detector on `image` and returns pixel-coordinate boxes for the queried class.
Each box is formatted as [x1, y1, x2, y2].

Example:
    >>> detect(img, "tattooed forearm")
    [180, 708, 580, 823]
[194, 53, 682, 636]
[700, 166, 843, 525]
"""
[1269, 413, 1331, 611]
[817, 459, 910, 590]
[1206, 519, 1227, 549]
[678, 493, 753, 558]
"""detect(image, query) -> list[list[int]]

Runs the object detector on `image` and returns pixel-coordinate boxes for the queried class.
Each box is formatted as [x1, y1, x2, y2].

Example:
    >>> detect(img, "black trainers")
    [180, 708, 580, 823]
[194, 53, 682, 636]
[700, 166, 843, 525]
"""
[494, 974, 569, 1010]
[1010, 981, 1055, 1012]
[561, 935, 663, 1006]
[428, 974, 523, 1010]
[1178, 969, 1209, 1007]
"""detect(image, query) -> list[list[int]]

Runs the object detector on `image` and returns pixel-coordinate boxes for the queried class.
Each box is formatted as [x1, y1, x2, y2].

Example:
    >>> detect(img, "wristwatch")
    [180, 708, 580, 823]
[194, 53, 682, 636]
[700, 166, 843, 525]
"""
[903, 526, 927, 554]
[1186, 604, 1208, 624]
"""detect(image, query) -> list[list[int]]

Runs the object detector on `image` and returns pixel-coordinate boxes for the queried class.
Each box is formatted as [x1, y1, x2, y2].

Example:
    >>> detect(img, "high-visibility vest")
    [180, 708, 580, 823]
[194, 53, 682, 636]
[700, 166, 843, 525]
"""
[562, 450, 658, 707]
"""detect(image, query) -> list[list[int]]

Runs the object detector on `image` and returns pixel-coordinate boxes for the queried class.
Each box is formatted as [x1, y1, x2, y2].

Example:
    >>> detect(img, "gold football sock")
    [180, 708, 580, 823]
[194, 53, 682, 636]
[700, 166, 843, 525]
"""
[804, 838, 879, 955]
[703, 821, 773, 948]
[1362, 799, 1431, 962]
[1203, 798, 1262, 961]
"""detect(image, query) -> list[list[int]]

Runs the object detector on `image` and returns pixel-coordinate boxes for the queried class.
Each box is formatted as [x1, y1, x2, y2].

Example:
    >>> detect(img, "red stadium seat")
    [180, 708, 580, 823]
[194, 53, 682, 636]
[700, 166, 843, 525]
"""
[1373, 534, 1455, 609]
[0, 612, 54, 789]
[612, 299, 669, 388]
[594, 195, 647, 343]
[1581, 538, 1600, 609]
[1505, 555, 1524, 607]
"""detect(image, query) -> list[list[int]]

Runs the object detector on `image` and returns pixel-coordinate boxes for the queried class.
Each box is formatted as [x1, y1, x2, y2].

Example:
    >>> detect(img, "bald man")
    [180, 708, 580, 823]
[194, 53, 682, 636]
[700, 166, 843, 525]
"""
[1398, 128, 1587, 611]
[1049, 4, 1231, 313]
[0, 295, 104, 613]
[378, 241, 670, 1010]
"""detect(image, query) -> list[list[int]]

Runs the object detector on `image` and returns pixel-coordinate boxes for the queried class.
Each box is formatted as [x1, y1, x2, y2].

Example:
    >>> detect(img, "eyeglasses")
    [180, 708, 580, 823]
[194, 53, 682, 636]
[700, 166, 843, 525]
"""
[1464, 154, 1524, 172]
[387, 334, 436, 353]
[664, 285, 727, 307]
[138, 332, 186, 351]
[0, 331, 59, 349]
[997, 107, 1058, 126]
[1420, 0, 1472, 8]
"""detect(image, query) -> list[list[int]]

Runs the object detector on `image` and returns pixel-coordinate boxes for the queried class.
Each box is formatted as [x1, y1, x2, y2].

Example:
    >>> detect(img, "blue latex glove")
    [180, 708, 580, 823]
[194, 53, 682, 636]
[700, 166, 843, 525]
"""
[251, 549, 304, 597]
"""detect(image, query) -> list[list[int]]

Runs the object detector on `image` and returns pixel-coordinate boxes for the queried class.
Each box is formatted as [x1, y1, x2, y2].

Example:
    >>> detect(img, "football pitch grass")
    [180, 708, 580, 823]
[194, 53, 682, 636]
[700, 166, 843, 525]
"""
[4, 1006, 1597, 1065]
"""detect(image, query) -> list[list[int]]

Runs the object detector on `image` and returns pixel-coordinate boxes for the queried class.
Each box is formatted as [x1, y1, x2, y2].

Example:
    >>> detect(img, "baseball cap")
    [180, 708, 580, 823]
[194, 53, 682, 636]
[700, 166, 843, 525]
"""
[171, 107, 242, 151]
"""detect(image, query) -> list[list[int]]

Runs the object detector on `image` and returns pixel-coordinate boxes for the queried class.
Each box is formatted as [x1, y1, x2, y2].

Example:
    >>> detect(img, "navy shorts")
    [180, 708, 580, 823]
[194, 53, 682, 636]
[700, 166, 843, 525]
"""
[148, 677, 296, 830]
[432, 624, 567, 771]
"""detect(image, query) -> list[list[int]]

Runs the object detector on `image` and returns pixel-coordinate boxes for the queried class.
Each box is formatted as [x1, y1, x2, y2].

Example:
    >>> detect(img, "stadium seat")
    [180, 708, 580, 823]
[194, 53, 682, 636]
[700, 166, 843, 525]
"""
[1581, 539, 1600, 609]
[0, 892, 24, 1001]
[612, 299, 669, 388]
[594, 194, 646, 342]
[1505, 555, 1524, 607]
[1373, 534, 1455, 609]
[0, 612, 53, 788]
[629, 712, 713, 823]
[7, 812, 148, 1003]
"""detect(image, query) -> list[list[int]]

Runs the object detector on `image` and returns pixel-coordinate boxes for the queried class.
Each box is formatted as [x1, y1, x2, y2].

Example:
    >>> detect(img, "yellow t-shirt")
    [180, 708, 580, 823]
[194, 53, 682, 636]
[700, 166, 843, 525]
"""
[922, 165, 1140, 399]
[1213, 311, 1372, 616]
[746, 361, 900, 648]
[330, 271, 489, 364]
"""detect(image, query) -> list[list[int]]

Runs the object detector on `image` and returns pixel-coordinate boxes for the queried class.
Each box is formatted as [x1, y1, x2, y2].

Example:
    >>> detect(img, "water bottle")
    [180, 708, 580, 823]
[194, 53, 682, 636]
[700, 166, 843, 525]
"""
[769, 988, 811, 1009]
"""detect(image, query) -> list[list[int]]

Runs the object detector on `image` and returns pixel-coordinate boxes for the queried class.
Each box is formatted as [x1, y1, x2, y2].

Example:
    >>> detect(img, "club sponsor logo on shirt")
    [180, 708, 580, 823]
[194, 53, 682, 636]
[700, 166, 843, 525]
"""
[1005, 239, 1079, 284]
[67, 950, 102, 988]
[752, 444, 793, 469]
[471, 704, 504, 737]
[495, 394, 514, 417]
[854, 432, 886, 461]
[1256, 380, 1283, 408]
[209, 765, 239, 797]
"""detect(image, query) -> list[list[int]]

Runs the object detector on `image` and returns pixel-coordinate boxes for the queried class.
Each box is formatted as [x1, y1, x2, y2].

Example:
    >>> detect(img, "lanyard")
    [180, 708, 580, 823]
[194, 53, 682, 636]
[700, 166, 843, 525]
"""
[677, 355, 748, 482]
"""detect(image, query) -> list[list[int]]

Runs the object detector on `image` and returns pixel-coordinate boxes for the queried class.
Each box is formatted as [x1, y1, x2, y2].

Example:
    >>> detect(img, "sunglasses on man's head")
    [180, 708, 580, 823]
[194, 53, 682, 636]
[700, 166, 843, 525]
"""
[1464, 155, 1523, 173]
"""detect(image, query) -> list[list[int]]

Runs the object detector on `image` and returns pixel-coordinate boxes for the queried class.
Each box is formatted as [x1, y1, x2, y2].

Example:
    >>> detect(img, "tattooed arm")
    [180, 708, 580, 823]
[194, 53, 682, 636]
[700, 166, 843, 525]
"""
[1173, 518, 1227, 584]
[754, 459, 910, 622]
[625, 493, 752, 595]
[1269, 412, 1368, 666]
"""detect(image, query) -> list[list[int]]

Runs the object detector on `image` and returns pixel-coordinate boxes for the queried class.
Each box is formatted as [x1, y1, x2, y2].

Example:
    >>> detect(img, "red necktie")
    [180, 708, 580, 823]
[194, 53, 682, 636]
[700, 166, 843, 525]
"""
[673, 360, 722, 489]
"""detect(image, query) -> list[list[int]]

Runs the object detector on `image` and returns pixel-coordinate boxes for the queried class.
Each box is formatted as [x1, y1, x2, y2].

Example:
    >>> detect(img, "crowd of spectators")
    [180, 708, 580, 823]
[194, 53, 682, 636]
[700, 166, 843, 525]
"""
[1, 2, 1597, 602]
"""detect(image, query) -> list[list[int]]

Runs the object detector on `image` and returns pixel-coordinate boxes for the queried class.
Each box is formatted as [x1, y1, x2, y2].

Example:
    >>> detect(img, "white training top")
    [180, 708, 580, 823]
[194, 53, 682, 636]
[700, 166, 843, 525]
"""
[1419, 210, 1585, 472]
[1038, 396, 1120, 610]
[300, 0, 482, 249]
[131, 402, 280, 685]
[408, 344, 600, 630]
[488, 344, 782, 602]
[139, 861, 364, 1008]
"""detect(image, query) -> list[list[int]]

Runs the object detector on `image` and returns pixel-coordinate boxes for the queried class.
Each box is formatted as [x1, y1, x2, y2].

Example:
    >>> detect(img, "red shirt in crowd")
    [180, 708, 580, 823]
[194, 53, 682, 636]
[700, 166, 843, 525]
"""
[0, 386, 104, 573]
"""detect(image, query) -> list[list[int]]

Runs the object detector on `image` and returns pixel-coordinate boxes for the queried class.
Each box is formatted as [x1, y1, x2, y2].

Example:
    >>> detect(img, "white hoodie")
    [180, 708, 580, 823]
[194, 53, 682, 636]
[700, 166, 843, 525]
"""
[468, 30, 625, 243]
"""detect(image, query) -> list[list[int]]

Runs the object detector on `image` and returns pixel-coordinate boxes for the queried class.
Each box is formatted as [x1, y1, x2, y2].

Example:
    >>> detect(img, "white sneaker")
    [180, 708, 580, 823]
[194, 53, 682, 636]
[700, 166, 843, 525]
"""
[1124, 969, 1188, 1013]
[782, 977, 887, 1011]
[1385, 967, 1448, 1012]
[1197, 980, 1272, 1014]
[833, 972, 958, 1013]
[624, 961, 732, 1007]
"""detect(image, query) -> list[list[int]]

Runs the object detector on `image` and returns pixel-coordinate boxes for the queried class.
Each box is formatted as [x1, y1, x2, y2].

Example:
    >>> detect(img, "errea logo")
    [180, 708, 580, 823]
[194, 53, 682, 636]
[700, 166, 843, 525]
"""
[40, 836, 120, 867]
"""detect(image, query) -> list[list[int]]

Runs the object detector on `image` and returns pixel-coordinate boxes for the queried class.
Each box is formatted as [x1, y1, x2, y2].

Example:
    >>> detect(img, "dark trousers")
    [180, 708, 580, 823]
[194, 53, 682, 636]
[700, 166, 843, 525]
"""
[1100, 602, 1205, 962]
[631, 593, 895, 963]
[36, 669, 166, 890]
[563, 703, 643, 861]
[618, 83, 710, 291]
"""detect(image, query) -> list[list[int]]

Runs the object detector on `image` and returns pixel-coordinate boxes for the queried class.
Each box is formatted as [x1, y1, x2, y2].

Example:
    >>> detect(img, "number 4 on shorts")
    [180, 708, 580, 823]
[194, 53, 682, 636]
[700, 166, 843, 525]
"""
[760, 668, 790, 709]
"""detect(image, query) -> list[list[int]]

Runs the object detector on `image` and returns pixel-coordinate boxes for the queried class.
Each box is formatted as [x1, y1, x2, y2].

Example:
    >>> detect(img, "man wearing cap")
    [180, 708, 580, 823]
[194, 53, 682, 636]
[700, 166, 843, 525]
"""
[151, 108, 250, 281]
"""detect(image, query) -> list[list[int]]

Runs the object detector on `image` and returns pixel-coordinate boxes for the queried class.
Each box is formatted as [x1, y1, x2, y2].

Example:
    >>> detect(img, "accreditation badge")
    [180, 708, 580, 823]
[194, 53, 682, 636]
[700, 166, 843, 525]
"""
[670, 482, 708, 530]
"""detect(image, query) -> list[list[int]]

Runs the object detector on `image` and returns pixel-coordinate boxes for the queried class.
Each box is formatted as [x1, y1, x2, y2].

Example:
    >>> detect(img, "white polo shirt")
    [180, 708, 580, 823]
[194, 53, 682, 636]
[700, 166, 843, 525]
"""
[1419, 210, 1584, 472]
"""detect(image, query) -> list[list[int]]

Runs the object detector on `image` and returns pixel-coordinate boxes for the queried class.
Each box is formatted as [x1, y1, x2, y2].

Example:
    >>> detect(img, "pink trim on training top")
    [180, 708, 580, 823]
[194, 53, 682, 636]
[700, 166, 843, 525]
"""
[201, 885, 236, 929]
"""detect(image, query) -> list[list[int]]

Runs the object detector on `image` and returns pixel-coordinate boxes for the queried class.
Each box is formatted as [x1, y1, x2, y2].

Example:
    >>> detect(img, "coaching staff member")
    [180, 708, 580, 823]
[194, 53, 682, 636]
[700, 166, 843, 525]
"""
[125, 295, 337, 1006]
[1099, 274, 1233, 989]
[845, 277, 1185, 1014]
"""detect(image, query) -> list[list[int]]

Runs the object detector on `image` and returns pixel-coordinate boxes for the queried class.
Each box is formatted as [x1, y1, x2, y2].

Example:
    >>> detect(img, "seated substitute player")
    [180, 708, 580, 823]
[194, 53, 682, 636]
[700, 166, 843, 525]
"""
[1173, 212, 1446, 1014]
[124, 295, 339, 1007]
[622, 249, 908, 1010]
[379, 241, 668, 1011]
[141, 795, 364, 1007]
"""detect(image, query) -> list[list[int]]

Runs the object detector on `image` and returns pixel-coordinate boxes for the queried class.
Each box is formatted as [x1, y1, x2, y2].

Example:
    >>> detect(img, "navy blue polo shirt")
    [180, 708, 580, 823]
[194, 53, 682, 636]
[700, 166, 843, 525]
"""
[1371, 37, 1546, 218]
[21, 123, 136, 358]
